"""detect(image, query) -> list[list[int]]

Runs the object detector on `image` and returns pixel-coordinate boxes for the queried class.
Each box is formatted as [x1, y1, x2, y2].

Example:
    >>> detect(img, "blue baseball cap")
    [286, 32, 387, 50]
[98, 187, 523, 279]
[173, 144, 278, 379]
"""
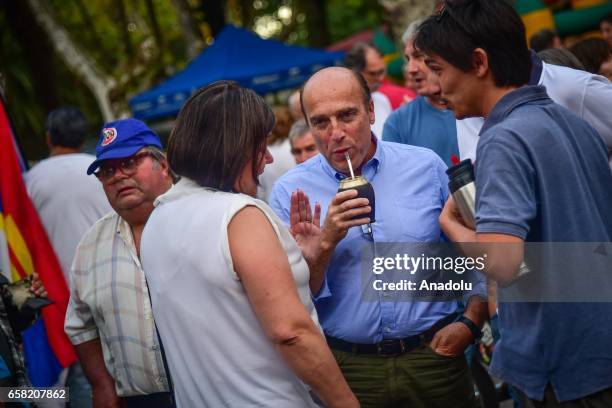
[87, 118, 162, 175]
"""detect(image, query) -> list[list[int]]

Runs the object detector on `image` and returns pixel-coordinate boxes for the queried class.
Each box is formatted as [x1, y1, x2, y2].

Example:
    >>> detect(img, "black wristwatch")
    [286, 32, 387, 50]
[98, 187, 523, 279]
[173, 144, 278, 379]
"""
[457, 316, 483, 342]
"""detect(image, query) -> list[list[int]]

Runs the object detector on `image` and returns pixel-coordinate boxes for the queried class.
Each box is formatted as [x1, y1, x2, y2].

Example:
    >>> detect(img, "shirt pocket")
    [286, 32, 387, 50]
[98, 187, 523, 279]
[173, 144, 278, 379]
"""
[393, 192, 441, 242]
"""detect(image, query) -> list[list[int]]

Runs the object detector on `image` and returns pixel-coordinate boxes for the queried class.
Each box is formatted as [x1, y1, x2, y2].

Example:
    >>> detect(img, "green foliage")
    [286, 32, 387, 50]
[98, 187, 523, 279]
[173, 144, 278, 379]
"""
[1, 0, 191, 160]
[227, 0, 383, 46]
[1, 0, 384, 159]
[0, 12, 104, 161]
[0, 10, 47, 160]
[327, 0, 383, 43]
[47, 0, 191, 91]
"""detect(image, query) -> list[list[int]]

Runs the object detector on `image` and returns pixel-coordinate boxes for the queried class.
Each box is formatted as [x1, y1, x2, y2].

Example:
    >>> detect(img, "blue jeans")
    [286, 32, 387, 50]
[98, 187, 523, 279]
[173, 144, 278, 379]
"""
[66, 362, 92, 408]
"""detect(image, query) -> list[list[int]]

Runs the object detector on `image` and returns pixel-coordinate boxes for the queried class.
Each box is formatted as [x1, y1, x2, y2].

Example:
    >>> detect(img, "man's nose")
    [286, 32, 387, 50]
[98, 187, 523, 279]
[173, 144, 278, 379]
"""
[329, 117, 345, 141]
[330, 116, 343, 132]
[408, 60, 419, 74]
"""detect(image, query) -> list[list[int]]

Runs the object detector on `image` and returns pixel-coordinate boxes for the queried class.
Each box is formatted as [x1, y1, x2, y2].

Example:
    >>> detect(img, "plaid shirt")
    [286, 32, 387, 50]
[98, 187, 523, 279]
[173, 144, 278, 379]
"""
[65, 212, 169, 397]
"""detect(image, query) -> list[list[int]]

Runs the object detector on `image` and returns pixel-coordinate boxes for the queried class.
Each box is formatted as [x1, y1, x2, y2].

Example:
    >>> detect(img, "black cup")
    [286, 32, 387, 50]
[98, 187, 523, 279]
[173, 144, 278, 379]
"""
[337, 176, 376, 222]
[446, 159, 474, 194]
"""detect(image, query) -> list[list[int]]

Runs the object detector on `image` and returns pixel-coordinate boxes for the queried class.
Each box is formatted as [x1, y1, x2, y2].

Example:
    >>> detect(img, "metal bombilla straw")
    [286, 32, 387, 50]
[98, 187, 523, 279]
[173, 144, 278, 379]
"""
[345, 152, 356, 179]
[345, 152, 373, 237]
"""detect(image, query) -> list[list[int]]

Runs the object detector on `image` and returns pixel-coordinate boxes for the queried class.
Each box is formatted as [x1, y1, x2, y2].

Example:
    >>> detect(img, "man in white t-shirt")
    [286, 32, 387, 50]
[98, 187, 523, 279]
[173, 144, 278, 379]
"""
[457, 53, 612, 169]
[26, 107, 111, 282]
[25, 106, 111, 408]
[344, 42, 393, 137]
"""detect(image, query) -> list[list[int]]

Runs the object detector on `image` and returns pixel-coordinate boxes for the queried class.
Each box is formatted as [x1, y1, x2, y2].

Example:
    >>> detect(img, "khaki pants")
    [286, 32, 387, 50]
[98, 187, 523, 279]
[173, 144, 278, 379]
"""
[332, 344, 477, 408]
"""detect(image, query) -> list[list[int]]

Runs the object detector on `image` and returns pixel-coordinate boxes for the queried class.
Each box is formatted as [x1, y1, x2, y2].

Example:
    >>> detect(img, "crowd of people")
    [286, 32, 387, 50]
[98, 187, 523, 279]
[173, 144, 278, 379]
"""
[529, 15, 612, 80]
[15, 0, 612, 407]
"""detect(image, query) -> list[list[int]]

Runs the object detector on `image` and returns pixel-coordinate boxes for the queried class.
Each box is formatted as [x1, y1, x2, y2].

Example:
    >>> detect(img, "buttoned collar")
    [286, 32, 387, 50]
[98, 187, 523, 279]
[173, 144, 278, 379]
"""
[480, 85, 550, 136]
[319, 134, 383, 182]
[114, 214, 142, 267]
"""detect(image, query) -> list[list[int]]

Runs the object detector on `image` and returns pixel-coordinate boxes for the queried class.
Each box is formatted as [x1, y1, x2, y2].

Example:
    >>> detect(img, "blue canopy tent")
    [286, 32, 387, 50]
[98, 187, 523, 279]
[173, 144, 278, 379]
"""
[130, 25, 344, 120]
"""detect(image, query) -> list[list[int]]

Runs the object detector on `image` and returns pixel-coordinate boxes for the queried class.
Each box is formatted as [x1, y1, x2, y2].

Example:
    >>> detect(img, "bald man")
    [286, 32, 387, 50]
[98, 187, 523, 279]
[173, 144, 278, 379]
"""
[269, 67, 486, 408]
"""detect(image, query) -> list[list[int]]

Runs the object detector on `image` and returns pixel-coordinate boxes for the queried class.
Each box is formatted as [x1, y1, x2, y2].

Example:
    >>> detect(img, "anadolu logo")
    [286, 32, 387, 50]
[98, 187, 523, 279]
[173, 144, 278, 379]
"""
[101, 128, 117, 146]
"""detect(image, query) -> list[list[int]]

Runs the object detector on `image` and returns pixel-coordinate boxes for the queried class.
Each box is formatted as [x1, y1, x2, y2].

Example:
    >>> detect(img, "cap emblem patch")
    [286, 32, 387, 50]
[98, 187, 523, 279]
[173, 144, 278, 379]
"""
[101, 128, 117, 146]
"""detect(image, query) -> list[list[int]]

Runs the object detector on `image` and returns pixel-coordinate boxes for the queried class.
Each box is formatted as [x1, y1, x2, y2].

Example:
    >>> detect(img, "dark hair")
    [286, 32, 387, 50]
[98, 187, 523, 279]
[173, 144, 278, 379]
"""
[414, 0, 531, 87]
[344, 42, 381, 72]
[45, 106, 88, 148]
[299, 68, 371, 122]
[167, 81, 275, 192]
[529, 29, 559, 52]
[537, 48, 584, 70]
[601, 13, 612, 25]
[569, 38, 611, 74]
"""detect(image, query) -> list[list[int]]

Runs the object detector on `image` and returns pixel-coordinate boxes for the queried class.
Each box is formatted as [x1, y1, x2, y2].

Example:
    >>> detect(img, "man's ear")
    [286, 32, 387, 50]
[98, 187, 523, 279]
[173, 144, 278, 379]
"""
[472, 48, 489, 78]
[159, 158, 170, 173]
[153, 156, 169, 175]
[368, 98, 375, 125]
[159, 159, 176, 184]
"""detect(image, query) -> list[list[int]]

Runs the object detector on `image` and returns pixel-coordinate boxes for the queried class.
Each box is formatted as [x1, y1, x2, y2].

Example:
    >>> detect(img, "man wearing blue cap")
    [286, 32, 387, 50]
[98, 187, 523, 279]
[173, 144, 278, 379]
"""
[65, 119, 175, 407]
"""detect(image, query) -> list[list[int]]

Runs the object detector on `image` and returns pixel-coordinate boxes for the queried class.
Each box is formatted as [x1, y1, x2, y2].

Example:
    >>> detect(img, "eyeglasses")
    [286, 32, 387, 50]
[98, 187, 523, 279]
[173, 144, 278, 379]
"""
[435, 2, 481, 47]
[435, 4, 447, 22]
[94, 152, 152, 182]
[291, 145, 318, 156]
[365, 68, 387, 78]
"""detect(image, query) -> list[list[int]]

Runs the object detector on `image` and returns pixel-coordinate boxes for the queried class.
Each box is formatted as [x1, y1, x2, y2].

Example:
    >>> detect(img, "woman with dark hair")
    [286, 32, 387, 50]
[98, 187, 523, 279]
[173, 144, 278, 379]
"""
[140, 81, 358, 408]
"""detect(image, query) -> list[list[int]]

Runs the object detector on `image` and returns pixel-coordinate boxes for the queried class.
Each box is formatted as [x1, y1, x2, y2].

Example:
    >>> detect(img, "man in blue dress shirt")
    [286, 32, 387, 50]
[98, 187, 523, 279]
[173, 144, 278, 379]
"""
[415, 0, 612, 406]
[269, 66, 487, 408]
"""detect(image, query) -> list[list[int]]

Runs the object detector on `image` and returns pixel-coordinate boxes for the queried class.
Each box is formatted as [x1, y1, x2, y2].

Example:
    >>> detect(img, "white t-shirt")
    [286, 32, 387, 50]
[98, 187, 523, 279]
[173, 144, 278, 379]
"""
[257, 138, 295, 202]
[141, 178, 320, 408]
[372, 91, 392, 138]
[457, 62, 612, 168]
[25, 153, 111, 282]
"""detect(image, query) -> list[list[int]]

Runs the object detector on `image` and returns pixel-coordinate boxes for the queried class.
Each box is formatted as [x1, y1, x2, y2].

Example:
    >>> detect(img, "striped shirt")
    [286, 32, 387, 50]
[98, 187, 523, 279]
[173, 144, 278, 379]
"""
[65, 211, 169, 397]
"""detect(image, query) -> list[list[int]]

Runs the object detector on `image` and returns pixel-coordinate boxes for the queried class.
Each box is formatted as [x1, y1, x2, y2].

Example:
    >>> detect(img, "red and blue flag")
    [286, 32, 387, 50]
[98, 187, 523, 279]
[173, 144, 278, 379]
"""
[0, 96, 77, 386]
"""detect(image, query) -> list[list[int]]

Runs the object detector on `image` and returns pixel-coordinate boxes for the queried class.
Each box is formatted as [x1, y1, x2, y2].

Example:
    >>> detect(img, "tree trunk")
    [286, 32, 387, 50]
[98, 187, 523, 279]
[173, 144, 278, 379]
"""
[170, 0, 204, 59]
[114, 0, 133, 59]
[74, 0, 105, 56]
[238, 0, 254, 29]
[299, 0, 331, 47]
[3, 0, 60, 114]
[26, 0, 118, 121]
[199, 0, 226, 37]
[144, 0, 164, 61]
